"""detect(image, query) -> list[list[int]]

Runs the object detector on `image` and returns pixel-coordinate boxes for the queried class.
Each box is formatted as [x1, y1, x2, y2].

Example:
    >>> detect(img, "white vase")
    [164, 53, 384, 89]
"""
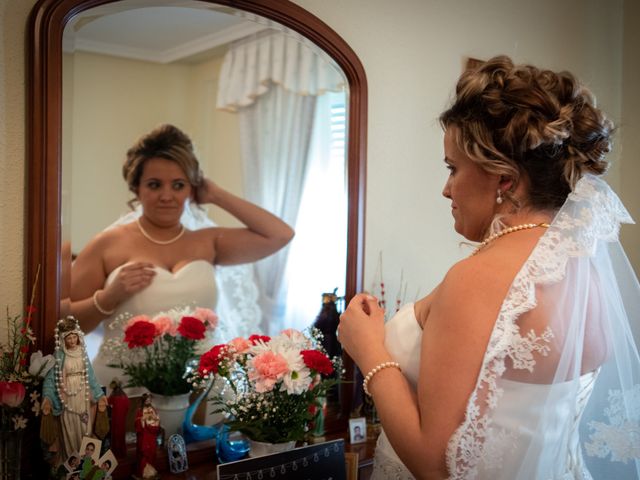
[248, 438, 296, 458]
[150, 392, 191, 438]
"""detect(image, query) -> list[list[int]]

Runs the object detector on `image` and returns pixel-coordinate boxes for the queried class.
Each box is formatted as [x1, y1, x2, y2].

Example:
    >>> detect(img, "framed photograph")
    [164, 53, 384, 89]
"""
[349, 417, 366, 444]
[96, 450, 118, 476]
[63, 452, 81, 472]
[79, 436, 102, 463]
[66, 472, 81, 480]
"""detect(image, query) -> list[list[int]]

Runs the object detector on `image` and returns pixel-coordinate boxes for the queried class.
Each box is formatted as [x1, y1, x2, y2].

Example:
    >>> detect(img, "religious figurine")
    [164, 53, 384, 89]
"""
[135, 393, 161, 479]
[40, 317, 108, 466]
[107, 378, 130, 458]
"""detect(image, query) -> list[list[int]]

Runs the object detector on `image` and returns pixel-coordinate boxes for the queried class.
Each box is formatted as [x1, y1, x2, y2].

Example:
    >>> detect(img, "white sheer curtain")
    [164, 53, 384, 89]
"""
[216, 31, 345, 335]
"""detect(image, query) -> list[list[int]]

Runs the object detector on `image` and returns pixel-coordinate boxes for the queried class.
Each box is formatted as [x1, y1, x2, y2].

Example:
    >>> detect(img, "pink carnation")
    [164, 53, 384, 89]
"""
[192, 308, 218, 330]
[152, 315, 177, 336]
[248, 351, 289, 393]
[125, 314, 152, 330]
[228, 337, 251, 355]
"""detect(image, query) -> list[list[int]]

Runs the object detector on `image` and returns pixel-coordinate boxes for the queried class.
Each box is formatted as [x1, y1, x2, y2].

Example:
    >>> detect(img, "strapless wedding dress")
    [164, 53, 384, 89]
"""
[86, 260, 218, 392]
[371, 303, 597, 480]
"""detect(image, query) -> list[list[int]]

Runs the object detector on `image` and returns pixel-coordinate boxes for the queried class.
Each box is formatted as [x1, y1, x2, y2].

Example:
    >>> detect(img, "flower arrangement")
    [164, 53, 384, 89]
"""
[105, 306, 218, 396]
[0, 268, 55, 432]
[193, 328, 342, 444]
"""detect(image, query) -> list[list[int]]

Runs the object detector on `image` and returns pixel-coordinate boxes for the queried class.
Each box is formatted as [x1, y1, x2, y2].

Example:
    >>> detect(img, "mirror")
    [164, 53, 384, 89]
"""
[27, 0, 366, 429]
[62, 2, 349, 350]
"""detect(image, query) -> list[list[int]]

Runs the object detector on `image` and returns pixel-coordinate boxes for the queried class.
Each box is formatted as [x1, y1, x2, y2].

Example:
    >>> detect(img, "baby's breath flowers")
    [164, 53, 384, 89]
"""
[191, 328, 342, 444]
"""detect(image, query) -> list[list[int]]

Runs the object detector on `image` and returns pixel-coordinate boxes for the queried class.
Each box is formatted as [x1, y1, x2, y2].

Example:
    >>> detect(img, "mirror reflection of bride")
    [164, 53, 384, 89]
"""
[70, 124, 294, 394]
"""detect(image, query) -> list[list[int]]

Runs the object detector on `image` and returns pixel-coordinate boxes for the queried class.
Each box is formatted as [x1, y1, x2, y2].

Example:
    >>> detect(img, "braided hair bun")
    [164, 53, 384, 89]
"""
[440, 55, 613, 209]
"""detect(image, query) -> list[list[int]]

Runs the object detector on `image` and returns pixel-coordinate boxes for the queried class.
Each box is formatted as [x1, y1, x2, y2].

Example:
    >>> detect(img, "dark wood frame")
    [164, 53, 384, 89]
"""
[26, 0, 367, 429]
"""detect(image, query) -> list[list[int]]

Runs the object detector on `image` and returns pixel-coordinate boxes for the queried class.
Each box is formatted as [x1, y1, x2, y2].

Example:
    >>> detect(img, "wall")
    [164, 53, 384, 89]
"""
[1, 0, 637, 340]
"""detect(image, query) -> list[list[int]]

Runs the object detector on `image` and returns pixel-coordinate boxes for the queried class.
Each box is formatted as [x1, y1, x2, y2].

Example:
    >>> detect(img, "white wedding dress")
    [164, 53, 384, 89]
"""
[88, 260, 219, 392]
[371, 175, 640, 480]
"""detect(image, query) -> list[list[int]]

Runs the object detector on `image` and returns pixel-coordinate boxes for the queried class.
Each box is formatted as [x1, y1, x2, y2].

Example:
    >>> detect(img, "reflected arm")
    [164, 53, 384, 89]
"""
[199, 179, 295, 265]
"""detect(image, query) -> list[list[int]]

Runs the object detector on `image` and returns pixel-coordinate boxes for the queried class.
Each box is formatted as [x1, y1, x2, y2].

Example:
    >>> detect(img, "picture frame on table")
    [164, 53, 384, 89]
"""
[349, 417, 367, 444]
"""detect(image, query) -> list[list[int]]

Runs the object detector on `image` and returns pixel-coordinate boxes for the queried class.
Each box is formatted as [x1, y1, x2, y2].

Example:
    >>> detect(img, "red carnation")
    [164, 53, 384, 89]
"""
[198, 344, 228, 376]
[301, 350, 334, 376]
[123, 320, 157, 348]
[178, 316, 206, 340]
[248, 334, 271, 345]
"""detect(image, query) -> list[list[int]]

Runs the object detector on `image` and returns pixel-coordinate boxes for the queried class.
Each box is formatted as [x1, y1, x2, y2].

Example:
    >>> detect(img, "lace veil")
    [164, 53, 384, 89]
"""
[446, 174, 640, 479]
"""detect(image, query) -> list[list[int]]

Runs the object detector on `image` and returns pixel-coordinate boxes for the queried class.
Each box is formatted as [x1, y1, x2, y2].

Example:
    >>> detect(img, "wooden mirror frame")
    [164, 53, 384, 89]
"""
[26, 0, 367, 427]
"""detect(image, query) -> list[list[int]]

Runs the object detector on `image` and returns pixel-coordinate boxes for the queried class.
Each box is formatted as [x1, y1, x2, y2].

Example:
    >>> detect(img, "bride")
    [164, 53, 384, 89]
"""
[339, 56, 640, 479]
[70, 124, 294, 392]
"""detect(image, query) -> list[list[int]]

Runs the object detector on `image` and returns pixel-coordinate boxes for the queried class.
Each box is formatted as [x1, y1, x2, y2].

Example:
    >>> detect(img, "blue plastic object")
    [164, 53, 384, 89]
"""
[215, 424, 250, 463]
[182, 378, 216, 443]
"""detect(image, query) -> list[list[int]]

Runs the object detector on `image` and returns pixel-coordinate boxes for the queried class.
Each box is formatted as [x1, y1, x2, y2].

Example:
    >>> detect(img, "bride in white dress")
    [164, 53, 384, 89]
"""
[70, 124, 294, 391]
[338, 56, 640, 479]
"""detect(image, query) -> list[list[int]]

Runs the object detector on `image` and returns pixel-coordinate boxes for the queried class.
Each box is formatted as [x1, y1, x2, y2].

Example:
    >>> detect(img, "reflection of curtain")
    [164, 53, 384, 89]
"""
[281, 91, 347, 331]
[217, 31, 345, 335]
[239, 87, 316, 334]
[216, 31, 345, 111]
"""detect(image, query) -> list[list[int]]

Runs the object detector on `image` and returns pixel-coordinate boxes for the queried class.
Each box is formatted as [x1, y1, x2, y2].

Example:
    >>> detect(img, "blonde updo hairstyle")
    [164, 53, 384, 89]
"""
[439, 55, 613, 210]
[123, 124, 204, 207]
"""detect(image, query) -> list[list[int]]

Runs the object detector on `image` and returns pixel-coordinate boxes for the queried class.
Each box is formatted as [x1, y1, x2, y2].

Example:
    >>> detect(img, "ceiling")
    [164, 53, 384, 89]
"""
[63, 2, 268, 64]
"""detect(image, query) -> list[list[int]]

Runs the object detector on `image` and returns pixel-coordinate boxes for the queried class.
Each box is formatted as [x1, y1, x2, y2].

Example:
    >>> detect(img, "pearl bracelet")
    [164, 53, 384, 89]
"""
[93, 290, 115, 316]
[363, 361, 401, 396]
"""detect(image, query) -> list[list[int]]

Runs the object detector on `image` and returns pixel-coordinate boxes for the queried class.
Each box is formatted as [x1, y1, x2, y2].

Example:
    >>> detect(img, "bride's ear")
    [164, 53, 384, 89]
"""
[499, 175, 514, 193]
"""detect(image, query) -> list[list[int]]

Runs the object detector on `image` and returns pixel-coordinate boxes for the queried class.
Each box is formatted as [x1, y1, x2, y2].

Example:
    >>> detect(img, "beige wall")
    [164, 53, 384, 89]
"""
[1, 0, 638, 338]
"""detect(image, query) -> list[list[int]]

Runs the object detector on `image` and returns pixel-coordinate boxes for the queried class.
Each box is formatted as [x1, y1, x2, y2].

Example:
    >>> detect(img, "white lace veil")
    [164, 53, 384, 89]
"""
[104, 201, 262, 341]
[446, 175, 640, 479]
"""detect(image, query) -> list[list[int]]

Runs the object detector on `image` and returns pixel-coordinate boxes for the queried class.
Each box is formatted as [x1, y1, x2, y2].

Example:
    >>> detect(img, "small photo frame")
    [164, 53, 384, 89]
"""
[66, 472, 81, 480]
[80, 436, 102, 463]
[96, 450, 118, 476]
[349, 417, 367, 444]
[63, 452, 81, 472]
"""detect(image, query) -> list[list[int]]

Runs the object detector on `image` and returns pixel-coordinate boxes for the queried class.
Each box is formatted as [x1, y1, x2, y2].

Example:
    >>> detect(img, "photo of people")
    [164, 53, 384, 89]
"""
[97, 450, 117, 477]
[80, 436, 102, 463]
[349, 417, 366, 444]
[66, 472, 81, 480]
[64, 453, 81, 472]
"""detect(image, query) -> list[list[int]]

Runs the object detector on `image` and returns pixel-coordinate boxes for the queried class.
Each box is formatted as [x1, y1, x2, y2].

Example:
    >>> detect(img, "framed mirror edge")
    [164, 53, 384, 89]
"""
[26, 0, 367, 426]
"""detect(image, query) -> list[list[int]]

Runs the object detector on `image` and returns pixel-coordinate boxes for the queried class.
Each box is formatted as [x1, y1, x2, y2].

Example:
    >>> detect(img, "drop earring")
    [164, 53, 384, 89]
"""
[496, 189, 504, 205]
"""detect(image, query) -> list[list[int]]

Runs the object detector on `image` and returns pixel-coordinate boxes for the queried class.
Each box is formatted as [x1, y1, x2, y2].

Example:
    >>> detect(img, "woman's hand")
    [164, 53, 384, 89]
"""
[338, 293, 387, 368]
[100, 262, 156, 308]
[195, 177, 222, 205]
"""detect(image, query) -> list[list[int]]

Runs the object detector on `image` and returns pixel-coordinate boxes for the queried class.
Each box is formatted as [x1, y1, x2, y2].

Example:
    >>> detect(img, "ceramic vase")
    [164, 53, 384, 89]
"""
[150, 392, 191, 438]
[248, 438, 296, 458]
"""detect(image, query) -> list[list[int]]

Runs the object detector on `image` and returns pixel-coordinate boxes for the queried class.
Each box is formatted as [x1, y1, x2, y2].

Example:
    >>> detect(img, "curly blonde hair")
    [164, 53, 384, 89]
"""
[123, 124, 204, 207]
[440, 55, 613, 210]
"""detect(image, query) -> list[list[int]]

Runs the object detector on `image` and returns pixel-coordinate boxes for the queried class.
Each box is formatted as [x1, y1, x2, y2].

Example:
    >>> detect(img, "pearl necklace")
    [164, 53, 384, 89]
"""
[136, 218, 185, 245]
[472, 222, 550, 256]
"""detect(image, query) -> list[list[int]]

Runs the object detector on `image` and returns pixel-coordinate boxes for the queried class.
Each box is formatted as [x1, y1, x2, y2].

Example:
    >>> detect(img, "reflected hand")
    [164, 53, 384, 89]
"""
[338, 293, 386, 367]
[102, 262, 156, 306]
[195, 177, 223, 205]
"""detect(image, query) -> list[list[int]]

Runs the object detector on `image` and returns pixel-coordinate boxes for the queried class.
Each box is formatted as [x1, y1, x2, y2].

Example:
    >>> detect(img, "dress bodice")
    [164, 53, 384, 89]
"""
[371, 304, 599, 480]
[87, 260, 218, 391]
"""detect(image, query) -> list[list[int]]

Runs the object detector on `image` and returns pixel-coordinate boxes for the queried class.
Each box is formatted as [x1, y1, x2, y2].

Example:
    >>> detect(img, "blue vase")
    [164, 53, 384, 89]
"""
[215, 424, 250, 463]
[182, 378, 216, 444]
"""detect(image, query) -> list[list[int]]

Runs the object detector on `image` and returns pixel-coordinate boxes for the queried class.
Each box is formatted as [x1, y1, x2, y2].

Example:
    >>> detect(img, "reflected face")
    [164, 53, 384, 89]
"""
[137, 157, 192, 227]
[442, 128, 499, 242]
